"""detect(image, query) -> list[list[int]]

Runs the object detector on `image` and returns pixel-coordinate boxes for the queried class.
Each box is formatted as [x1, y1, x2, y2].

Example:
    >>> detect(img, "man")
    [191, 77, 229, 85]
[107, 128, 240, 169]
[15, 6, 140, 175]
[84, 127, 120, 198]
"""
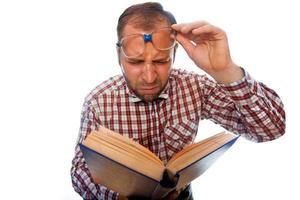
[71, 2, 285, 200]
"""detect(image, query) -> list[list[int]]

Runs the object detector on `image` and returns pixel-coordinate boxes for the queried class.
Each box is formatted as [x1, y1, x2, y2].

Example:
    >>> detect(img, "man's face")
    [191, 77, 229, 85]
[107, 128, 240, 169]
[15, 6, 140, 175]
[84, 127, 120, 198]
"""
[118, 23, 175, 102]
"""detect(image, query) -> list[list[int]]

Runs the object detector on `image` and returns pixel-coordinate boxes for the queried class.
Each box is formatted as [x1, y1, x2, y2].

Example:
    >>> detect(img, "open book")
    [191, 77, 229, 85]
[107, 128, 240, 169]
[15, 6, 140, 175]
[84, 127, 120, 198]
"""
[80, 126, 239, 199]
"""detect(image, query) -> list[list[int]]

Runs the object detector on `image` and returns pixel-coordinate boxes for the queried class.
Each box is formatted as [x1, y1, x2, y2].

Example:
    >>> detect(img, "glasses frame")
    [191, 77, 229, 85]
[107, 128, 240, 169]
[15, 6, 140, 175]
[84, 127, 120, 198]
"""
[116, 27, 177, 59]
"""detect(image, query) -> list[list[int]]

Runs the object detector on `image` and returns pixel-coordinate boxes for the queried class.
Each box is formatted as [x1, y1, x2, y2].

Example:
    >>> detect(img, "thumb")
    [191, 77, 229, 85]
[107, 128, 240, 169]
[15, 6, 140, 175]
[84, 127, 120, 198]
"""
[175, 33, 195, 58]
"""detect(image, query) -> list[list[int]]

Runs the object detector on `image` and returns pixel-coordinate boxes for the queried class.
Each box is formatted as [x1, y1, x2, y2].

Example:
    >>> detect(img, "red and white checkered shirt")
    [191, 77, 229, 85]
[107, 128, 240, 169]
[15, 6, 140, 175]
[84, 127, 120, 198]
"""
[71, 68, 285, 199]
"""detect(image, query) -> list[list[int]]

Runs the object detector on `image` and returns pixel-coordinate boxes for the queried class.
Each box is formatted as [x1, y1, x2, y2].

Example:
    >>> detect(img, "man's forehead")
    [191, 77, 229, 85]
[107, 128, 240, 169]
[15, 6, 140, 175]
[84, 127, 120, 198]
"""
[122, 22, 170, 36]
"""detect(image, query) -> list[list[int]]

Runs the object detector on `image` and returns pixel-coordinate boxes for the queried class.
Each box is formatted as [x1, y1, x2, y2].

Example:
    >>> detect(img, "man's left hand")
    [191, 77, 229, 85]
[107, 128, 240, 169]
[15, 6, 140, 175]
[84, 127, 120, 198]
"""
[172, 21, 243, 83]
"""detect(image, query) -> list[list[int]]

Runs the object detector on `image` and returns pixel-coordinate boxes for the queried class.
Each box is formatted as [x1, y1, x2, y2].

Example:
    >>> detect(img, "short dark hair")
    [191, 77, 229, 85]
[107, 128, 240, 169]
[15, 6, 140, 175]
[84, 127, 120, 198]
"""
[117, 2, 177, 40]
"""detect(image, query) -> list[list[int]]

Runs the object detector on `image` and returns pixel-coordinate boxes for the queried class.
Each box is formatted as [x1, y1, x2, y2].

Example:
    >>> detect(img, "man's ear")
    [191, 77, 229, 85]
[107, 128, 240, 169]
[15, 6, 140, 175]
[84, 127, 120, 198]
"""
[172, 43, 178, 63]
[116, 47, 121, 66]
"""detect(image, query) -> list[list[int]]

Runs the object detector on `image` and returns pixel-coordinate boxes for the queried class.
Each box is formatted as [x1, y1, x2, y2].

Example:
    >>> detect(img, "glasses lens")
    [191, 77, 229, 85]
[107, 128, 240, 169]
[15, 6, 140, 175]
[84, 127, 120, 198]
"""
[120, 35, 144, 58]
[119, 28, 176, 58]
[152, 28, 176, 50]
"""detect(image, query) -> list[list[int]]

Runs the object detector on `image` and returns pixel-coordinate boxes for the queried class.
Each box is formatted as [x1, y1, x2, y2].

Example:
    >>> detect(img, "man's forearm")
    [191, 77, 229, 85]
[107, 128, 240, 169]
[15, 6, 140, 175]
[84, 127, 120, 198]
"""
[210, 63, 244, 84]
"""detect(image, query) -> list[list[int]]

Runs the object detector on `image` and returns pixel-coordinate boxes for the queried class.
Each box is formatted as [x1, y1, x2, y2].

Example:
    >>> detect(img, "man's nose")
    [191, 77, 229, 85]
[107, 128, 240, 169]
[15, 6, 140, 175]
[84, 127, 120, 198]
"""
[142, 62, 157, 84]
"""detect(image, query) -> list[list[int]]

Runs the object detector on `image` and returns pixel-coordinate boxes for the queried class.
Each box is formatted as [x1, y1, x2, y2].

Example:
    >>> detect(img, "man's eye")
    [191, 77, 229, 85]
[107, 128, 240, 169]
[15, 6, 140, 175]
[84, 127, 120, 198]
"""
[154, 60, 169, 64]
[128, 60, 144, 64]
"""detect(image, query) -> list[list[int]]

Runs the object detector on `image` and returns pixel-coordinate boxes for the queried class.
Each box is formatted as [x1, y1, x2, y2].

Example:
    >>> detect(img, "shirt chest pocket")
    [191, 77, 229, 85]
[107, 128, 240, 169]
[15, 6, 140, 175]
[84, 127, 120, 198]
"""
[163, 118, 199, 159]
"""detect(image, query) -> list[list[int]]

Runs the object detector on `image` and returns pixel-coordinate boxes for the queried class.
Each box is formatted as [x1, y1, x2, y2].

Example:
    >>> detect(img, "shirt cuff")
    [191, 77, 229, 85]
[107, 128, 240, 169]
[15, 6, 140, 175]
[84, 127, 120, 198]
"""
[218, 69, 265, 105]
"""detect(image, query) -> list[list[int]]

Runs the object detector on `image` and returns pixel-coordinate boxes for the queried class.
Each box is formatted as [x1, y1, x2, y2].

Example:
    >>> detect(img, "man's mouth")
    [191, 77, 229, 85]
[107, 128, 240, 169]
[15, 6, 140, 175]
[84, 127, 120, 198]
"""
[139, 86, 159, 94]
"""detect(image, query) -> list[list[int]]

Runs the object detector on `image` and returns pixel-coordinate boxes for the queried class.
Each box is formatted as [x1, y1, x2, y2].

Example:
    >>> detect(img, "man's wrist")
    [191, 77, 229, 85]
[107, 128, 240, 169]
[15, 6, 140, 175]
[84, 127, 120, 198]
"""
[211, 63, 244, 84]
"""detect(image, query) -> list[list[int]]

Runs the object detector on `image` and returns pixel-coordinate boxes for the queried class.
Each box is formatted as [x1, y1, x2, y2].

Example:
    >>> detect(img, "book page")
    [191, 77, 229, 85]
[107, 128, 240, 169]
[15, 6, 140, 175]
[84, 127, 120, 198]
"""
[82, 127, 165, 181]
[81, 144, 161, 197]
[167, 132, 225, 164]
[166, 132, 237, 173]
[97, 126, 163, 165]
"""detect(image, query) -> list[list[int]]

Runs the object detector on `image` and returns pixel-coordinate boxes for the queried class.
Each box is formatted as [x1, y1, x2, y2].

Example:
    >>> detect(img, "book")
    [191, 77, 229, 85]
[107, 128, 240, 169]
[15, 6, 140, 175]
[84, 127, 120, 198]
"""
[80, 126, 239, 199]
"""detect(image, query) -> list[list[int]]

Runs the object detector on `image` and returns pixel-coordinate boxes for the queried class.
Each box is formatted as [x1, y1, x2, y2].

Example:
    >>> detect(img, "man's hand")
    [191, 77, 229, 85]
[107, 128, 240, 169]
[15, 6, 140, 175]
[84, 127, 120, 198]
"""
[124, 190, 180, 200]
[118, 195, 128, 200]
[161, 189, 180, 200]
[172, 21, 244, 83]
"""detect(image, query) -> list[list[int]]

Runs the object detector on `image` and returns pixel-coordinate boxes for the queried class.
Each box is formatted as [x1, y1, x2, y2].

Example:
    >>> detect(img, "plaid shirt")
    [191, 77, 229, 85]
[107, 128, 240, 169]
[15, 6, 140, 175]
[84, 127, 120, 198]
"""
[71, 68, 285, 199]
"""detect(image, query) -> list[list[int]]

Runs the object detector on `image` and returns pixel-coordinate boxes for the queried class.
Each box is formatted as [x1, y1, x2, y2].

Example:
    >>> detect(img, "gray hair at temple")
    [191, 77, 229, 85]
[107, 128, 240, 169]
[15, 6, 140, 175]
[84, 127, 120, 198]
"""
[117, 2, 177, 40]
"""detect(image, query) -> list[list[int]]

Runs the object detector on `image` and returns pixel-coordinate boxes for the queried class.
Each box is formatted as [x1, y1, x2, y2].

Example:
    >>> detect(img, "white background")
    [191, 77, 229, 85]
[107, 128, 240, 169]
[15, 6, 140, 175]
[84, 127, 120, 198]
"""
[0, 0, 299, 199]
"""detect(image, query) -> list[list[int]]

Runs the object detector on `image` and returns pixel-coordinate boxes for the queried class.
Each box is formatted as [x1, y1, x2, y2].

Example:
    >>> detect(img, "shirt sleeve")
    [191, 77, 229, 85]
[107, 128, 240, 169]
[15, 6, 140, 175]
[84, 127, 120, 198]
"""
[70, 100, 119, 200]
[200, 70, 285, 142]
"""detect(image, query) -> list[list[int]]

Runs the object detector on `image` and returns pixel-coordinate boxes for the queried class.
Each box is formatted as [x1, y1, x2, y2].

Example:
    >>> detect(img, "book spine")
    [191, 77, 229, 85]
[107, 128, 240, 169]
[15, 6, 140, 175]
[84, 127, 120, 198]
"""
[151, 169, 179, 199]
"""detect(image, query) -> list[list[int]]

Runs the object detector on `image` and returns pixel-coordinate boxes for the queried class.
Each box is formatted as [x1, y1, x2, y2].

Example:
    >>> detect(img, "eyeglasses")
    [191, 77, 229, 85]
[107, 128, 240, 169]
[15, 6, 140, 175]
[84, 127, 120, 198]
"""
[117, 27, 176, 59]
